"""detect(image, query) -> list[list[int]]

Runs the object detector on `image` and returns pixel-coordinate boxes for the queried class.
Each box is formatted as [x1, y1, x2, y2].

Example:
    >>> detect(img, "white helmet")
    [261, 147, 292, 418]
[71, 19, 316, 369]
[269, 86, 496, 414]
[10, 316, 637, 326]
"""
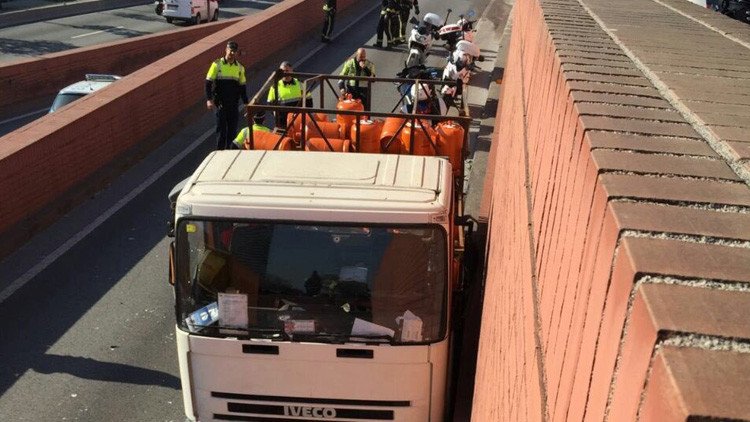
[455, 40, 480, 58]
[422, 12, 444, 28]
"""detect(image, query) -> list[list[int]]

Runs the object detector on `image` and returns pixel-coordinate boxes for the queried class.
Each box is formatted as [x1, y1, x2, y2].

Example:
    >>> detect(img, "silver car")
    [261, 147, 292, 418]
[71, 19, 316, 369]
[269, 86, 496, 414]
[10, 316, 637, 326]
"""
[48, 74, 121, 113]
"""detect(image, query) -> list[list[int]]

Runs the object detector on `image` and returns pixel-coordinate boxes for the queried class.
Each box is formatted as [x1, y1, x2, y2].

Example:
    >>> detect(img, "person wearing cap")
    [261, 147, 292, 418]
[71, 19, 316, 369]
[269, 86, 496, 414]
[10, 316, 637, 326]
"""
[267, 61, 312, 131]
[233, 112, 270, 149]
[321, 0, 336, 43]
[338, 48, 376, 109]
[206, 40, 249, 150]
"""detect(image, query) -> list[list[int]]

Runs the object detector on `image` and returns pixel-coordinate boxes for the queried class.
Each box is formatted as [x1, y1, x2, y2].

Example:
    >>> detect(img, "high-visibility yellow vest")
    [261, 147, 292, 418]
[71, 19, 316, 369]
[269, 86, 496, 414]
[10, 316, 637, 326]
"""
[233, 125, 270, 148]
[267, 78, 309, 103]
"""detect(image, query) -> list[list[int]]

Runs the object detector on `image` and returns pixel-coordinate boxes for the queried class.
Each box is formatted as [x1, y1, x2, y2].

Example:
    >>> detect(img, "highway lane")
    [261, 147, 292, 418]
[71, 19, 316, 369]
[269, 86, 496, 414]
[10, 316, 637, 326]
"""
[0, 0, 501, 419]
[0, 0, 282, 64]
[0, 0, 282, 135]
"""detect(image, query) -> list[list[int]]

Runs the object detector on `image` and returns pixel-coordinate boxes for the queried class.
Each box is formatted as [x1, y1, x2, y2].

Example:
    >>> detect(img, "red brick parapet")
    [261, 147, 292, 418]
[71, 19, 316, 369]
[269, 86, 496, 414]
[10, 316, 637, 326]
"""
[473, 0, 750, 420]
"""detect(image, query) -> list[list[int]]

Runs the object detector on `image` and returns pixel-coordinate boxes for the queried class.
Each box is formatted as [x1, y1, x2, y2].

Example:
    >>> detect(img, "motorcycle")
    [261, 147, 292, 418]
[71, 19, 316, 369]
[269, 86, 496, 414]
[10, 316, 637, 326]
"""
[405, 12, 445, 68]
[438, 9, 479, 53]
[396, 65, 447, 116]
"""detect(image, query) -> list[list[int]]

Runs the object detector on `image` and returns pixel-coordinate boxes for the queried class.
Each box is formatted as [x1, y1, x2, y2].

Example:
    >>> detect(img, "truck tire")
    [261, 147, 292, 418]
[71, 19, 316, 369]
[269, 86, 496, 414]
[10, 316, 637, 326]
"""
[166, 16, 173, 23]
[193, 13, 200, 25]
[212, 10, 219, 21]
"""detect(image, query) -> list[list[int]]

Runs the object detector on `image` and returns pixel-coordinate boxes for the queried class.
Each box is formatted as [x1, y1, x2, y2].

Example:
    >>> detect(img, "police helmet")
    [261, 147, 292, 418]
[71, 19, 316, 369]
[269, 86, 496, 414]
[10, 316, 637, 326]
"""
[422, 13, 444, 28]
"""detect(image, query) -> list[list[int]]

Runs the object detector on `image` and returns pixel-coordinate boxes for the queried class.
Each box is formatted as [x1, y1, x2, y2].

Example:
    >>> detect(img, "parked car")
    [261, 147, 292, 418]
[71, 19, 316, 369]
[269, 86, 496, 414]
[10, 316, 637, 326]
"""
[48, 74, 121, 113]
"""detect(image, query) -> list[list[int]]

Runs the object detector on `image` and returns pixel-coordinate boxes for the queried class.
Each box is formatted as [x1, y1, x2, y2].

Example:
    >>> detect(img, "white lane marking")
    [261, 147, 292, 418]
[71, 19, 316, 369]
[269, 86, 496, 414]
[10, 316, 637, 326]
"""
[0, 127, 213, 305]
[71, 26, 125, 39]
[0, 1, 383, 305]
[0, 108, 47, 126]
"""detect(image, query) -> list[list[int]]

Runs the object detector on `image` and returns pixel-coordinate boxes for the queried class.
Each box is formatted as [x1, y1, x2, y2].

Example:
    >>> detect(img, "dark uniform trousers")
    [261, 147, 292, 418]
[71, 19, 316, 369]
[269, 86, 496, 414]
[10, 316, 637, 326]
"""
[215, 104, 240, 151]
[376, 0, 400, 46]
[398, 0, 414, 41]
[322, 0, 336, 41]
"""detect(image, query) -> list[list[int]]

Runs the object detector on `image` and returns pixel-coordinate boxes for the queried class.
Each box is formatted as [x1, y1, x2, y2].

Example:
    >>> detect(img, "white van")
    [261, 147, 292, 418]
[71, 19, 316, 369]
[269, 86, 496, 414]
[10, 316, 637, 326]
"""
[162, 0, 219, 25]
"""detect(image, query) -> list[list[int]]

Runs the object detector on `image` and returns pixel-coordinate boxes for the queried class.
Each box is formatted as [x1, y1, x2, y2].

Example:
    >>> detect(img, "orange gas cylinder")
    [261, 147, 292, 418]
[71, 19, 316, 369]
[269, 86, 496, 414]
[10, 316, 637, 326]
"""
[379, 117, 406, 154]
[306, 137, 351, 152]
[436, 120, 465, 176]
[336, 96, 365, 139]
[350, 119, 384, 153]
[401, 120, 437, 156]
[245, 131, 293, 150]
[304, 120, 341, 141]
[286, 113, 328, 141]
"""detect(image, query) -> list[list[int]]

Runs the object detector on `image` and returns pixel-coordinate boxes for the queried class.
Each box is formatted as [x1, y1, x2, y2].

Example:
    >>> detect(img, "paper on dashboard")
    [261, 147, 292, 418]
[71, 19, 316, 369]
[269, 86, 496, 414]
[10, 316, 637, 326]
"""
[351, 318, 395, 337]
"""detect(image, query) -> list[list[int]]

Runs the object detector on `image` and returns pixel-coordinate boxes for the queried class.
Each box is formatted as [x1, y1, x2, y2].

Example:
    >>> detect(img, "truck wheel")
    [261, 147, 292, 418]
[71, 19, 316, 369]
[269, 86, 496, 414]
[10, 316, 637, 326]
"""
[193, 13, 200, 25]
[212, 10, 219, 21]
[166, 17, 173, 23]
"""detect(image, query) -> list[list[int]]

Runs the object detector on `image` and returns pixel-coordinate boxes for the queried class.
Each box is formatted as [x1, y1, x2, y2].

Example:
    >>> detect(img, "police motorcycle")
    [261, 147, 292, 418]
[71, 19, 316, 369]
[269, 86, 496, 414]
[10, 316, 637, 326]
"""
[396, 65, 448, 117]
[441, 40, 483, 112]
[405, 12, 445, 68]
[438, 9, 479, 53]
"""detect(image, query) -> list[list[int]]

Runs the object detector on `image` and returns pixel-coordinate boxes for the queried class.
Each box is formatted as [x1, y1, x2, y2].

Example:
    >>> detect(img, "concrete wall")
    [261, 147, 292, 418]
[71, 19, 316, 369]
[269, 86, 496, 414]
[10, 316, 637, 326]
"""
[473, 0, 750, 420]
[0, 0, 355, 257]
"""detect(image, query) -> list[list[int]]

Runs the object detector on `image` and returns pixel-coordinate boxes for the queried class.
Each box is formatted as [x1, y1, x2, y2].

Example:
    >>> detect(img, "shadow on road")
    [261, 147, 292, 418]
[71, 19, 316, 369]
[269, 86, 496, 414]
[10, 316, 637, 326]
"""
[33, 354, 181, 388]
[0, 37, 77, 56]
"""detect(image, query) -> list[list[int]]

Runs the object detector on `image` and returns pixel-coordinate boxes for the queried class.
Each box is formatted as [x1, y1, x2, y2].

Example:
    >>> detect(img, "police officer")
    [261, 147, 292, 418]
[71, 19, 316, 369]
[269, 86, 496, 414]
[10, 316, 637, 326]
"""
[267, 61, 312, 131]
[397, 0, 419, 44]
[233, 111, 270, 149]
[321, 0, 336, 42]
[206, 40, 249, 150]
[338, 48, 376, 109]
[374, 0, 400, 48]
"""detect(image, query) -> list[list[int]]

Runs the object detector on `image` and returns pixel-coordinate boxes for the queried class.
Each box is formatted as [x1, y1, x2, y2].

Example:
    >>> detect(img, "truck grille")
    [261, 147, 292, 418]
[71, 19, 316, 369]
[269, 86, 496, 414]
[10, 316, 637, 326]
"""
[211, 392, 411, 421]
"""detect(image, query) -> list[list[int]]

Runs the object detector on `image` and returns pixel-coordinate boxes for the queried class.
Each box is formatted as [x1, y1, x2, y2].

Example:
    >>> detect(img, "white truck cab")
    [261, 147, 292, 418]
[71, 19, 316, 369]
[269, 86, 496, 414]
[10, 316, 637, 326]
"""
[163, 0, 219, 24]
[169, 150, 456, 421]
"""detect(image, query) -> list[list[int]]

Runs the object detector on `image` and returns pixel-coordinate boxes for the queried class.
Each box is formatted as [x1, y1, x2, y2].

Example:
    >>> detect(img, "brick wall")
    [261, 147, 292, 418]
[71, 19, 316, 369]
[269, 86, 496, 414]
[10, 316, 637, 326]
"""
[473, 0, 750, 420]
[0, 0, 356, 256]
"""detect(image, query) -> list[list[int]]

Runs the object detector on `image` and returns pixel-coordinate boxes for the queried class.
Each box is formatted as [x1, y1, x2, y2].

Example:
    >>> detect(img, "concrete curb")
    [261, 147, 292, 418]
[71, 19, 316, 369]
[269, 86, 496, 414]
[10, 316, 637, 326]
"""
[0, 0, 151, 29]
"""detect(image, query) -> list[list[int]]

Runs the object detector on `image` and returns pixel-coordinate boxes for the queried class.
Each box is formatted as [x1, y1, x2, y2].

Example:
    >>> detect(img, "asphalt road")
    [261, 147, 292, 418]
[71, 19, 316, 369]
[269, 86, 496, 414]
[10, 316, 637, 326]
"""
[0, 0, 282, 136]
[0, 0, 507, 420]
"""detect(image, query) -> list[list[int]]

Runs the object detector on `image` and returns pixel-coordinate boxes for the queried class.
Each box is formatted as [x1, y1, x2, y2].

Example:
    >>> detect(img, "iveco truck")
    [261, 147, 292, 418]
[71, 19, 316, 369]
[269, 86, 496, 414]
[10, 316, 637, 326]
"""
[167, 72, 470, 421]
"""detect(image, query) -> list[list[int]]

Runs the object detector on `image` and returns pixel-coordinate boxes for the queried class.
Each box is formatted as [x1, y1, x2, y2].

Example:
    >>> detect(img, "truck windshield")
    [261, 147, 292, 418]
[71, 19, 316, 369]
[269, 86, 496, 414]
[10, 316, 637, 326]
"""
[174, 220, 448, 344]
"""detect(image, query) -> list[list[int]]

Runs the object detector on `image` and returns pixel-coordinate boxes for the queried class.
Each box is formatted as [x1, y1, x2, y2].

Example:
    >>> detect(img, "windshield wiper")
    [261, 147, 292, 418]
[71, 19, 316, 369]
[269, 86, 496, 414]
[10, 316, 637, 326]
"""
[291, 333, 396, 344]
[219, 327, 287, 341]
[347, 334, 395, 344]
